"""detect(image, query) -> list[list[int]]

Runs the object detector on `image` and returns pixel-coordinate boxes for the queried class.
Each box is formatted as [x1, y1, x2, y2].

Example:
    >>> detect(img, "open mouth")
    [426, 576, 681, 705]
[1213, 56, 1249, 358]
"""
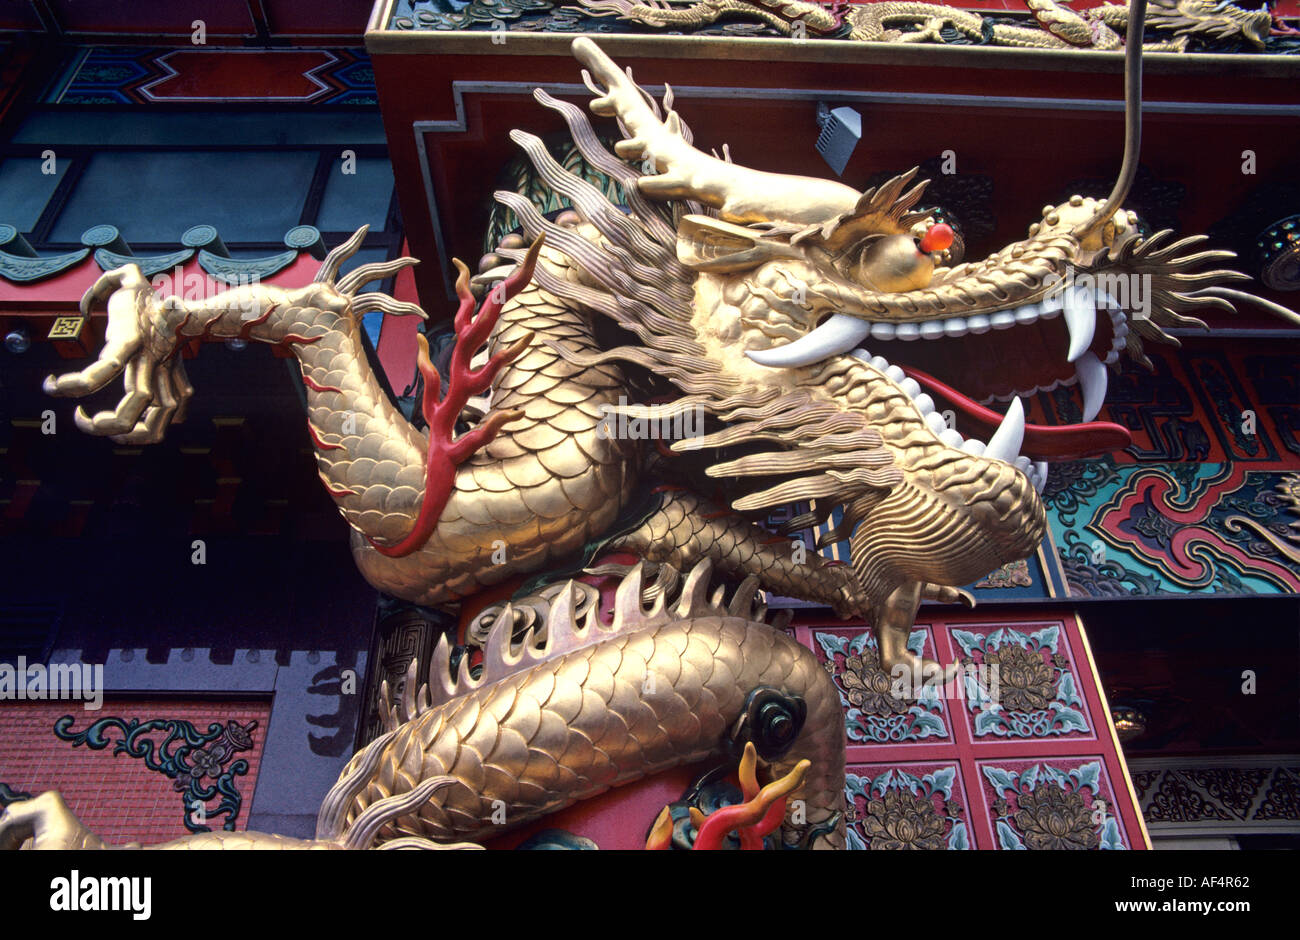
[874, 285, 1135, 464]
[748, 285, 1137, 477]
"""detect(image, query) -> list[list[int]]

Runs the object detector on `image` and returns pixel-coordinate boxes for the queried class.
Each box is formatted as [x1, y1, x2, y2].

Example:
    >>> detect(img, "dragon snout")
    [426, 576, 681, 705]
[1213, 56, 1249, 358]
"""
[851, 460, 1046, 596]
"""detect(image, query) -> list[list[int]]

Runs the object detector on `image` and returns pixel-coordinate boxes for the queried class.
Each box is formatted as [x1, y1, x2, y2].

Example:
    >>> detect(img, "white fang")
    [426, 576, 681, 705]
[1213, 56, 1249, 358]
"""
[985, 397, 1025, 463]
[746, 313, 871, 368]
[1064, 287, 1097, 364]
[1075, 350, 1108, 423]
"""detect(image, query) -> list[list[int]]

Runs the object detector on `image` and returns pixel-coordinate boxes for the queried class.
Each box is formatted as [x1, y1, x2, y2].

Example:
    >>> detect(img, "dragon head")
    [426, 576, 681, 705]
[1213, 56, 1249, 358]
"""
[499, 26, 1296, 610]
[1149, 0, 1272, 51]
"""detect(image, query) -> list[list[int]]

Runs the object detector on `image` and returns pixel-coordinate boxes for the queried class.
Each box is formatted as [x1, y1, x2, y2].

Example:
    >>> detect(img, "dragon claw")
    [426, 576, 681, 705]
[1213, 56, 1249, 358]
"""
[0, 791, 107, 851]
[45, 261, 200, 443]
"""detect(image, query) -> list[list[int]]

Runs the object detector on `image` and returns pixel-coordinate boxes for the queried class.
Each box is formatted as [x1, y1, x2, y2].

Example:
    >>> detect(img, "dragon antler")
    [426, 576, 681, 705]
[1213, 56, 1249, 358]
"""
[573, 36, 860, 225]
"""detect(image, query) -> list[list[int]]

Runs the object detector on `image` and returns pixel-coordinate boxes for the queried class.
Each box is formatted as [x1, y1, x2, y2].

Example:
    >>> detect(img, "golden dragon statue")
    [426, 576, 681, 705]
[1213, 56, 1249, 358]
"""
[575, 0, 1277, 51]
[6, 0, 1297, 849]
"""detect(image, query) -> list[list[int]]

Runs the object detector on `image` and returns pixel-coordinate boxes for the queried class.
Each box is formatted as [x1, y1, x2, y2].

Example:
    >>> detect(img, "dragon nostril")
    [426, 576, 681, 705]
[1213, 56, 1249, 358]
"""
[919, 223, 954, 254]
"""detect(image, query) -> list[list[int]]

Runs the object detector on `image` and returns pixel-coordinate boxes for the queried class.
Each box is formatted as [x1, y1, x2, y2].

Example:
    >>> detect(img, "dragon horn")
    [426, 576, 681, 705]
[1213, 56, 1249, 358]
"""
[571, 37, 859, 224]
[1071, 0, 1147, 244]
[314, 225, 370, 286]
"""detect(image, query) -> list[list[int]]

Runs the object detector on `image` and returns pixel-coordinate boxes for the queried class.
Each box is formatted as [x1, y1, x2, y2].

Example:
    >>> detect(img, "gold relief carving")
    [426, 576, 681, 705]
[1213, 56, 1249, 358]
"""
[47, 316, 86, 340]
[18, 4, 1297, 849]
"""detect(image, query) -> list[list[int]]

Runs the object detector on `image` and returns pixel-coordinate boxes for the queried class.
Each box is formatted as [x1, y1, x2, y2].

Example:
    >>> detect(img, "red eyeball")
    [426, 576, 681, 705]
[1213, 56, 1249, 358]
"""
[919, 223, 954, 254]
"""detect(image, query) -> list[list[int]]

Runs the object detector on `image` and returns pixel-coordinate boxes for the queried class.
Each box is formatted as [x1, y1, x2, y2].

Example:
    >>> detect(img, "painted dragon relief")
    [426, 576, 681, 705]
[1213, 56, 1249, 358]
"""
[5, 16, 1297, 849]
[573, 0, 1282, 51]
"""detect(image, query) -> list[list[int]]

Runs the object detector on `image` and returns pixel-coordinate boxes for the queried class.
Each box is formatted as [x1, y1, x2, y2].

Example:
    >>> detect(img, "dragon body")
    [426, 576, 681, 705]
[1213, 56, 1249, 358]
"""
[576, 0, 1273, 50]
[11, 19, 1296, 849]
[343, 563, 845, 848]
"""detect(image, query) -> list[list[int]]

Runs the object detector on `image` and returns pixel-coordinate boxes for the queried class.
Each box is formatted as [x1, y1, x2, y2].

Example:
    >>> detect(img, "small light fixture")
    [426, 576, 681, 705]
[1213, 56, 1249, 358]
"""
[4, 324, 30, 354]
[225, 338, 248, 352]
[815, 103, 862, 177]
[1110, 704, 1147, 743]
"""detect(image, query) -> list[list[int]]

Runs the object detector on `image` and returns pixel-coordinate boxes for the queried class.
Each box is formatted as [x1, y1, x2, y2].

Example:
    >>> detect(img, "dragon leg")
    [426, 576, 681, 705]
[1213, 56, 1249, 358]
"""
[873, 579, 961, 690]
[603, 488, 870, 618]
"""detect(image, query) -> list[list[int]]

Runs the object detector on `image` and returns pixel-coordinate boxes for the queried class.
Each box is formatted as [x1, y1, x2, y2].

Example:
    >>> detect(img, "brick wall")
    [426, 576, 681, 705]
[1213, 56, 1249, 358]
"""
[0, 698, 270, 846]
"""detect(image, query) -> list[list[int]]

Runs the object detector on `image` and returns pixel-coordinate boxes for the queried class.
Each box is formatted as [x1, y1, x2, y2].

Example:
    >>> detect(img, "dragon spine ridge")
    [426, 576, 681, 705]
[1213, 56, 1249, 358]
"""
[335, 558, 846, 848]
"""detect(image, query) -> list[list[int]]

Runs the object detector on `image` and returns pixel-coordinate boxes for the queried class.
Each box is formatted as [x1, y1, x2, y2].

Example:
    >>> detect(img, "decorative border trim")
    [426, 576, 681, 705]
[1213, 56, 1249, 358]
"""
[366, 11, 1300, 75]
[1125, 757, 1300, 833]
[1074, 612, 1154, 849]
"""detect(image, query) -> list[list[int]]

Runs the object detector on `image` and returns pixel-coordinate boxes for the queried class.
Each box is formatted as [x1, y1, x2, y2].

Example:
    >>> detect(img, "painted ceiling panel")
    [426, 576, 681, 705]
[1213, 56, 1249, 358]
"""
[47, 151, 319, 244]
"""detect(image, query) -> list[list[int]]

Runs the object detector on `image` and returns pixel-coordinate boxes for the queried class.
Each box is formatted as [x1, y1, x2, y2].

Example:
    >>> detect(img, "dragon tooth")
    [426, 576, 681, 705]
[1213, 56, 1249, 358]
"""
[1041, 289, 1063, 318]
[1108, 306, 1129, 354]
[869, 356, 889, 370]
[1064, 286, 1097, 363]
[1014, 302, 1042, 324]
[1076, 350, 1107, 422]
[967, 313, 991, 334]
[885, 365, 906, 382]
[919, 321, 945, 339]
[913, 392, 935, 414]
[850, 347, 871, 360]
[1033, 460, 1049, 493]
[990, 310, 1017, 330]
[1105, 349, 1120, 365]
[961, 439, 986, 456]
[984, 397, 1025, 463]
[745, 313, 870, 368]
[900, 377, 922, 398]
[895, 323, 921, 341]
[926, 412, 948, 434]
[1014, 455, 1031, 472]
[943, 317, 969, 337]
[940, 428, 964, 447]
[871, 321, 896, 340]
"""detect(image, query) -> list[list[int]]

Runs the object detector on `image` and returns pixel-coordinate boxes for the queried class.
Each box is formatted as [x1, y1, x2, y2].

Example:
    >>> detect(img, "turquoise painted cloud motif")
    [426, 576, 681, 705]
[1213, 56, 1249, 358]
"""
[952, 624, 1090, 738]
[984, 761, 1126, 850]
[845, 766, 969, 851]
[815, 630, 947, 744]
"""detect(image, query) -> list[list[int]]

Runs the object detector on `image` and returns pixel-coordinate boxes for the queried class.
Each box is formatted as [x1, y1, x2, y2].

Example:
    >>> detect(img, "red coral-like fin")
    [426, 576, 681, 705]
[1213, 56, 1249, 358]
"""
[365, 236, 543, 558]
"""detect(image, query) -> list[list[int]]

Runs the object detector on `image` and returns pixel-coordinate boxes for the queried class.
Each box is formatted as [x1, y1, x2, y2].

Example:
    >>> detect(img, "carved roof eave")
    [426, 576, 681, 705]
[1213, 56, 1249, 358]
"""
[365, 6, 1300, 73]
[0, 224, 329, 298]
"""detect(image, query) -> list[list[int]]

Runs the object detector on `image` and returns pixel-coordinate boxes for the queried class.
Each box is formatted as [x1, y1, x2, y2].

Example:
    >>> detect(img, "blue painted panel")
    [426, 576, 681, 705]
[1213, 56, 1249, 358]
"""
[0, 157, 68, 232]
[15, 112, 387, 147]
[361, 312, 384, 348]
[48, 151, 319, 244]
[315, 157, 394, 234]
